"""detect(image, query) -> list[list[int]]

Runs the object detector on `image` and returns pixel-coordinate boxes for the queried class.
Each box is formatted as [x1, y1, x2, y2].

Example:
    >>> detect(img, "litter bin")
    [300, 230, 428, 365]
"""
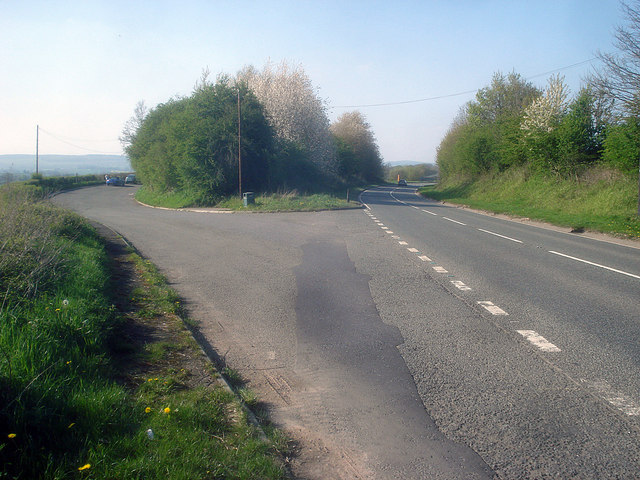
[243, 192, 255, 207]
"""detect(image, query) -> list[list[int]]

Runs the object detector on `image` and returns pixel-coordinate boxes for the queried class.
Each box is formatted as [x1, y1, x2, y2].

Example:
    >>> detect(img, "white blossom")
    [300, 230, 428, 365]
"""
[237, 61, 337, 173]
[521, 75, 570, 134]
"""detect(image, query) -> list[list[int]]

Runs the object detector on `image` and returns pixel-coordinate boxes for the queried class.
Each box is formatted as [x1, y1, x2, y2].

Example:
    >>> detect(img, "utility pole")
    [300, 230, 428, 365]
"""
[237, 90, 242, 198]
[36, 124, 39, 175]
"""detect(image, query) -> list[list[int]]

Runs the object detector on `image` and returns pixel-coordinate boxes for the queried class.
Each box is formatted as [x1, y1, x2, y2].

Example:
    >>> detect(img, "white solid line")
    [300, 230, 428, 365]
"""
[549, 251, 640, 279]
[433, 266, 448, 273]
[407, 247, 419, 253]
[478, 228, 523, 244]
[451, 280, 472, 291]
[516, 330, 561, 352]
[422, 210, 438, 215]
[477, 301, 508, 315]
[442, 217, 466, 226]
[418, 255, 432, 262]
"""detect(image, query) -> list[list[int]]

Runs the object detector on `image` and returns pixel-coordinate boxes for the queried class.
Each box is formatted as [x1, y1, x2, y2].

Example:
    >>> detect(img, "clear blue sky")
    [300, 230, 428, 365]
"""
[0, 0, 624, 165]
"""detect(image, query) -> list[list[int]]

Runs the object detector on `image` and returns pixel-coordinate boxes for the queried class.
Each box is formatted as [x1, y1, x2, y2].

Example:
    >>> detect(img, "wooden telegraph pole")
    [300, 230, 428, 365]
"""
[237, 90, 242, 198]
[36, 124, 39, 175]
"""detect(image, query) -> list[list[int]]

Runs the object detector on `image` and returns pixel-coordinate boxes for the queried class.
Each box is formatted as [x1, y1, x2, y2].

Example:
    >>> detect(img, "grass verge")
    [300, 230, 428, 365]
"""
[135, 186, 360, 212]
[420, 167, 640, 239]
[0, 184, 287, 479]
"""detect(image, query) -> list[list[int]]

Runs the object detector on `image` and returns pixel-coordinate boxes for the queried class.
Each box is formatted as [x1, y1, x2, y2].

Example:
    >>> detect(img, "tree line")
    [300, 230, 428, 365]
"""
[437, 1, 640, 187]
[121, 62, 384, 204]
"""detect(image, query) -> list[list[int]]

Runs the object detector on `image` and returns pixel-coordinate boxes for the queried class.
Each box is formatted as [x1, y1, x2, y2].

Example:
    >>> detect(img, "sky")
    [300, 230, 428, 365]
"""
[0, 0, 626, 166]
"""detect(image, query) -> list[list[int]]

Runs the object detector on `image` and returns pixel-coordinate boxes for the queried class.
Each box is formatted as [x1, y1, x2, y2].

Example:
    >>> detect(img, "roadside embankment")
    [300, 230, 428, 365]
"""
[420, 167, 640, 239]
[0, 183, 287, 479]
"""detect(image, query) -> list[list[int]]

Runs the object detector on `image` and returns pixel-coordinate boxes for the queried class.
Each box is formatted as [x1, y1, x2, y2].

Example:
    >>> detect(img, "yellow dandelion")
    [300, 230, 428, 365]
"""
[163, 407, 171, 414]
[8, 433, 16, 439]
[55, 308, 61, 312]
[78, 464, 91, 471]
[145, 407, 151, 413]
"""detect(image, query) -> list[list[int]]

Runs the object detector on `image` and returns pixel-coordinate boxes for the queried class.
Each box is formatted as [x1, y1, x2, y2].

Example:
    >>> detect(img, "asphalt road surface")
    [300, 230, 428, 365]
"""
[54, 184, 640, 479]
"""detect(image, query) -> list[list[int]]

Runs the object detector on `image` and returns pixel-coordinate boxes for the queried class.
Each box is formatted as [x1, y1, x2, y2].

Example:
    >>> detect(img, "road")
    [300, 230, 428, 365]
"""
[53, 184, 640, 479]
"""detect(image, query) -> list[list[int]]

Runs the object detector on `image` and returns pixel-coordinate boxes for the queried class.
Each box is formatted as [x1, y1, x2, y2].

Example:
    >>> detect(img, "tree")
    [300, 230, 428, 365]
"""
[468, 72, 540, 125]
[590, 0, 640, 213]
[126, 76, 274, 203]
[236, 61, 337, 175]
[592, 1, 640, 115]
[521, 75, 570, 134]
[330, 111, 384, 182]
[120, 101, 149, 152]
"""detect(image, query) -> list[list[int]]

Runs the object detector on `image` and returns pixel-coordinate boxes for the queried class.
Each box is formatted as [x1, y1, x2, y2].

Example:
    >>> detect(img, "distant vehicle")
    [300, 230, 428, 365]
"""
[106, 176, 124, 186]
[125, 174, 136, 184]
[398, 179, 408, 186]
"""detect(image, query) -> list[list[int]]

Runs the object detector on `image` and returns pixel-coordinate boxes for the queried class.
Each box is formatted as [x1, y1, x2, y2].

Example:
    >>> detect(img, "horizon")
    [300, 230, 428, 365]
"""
[1, 1, 623, 165]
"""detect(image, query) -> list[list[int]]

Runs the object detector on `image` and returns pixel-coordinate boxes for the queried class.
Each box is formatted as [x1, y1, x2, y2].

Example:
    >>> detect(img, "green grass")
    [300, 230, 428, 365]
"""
[217, 191, 357, 211]
[420, 166, 640, 238]
[0, 183, 286, 479]
[134, 187, 199, 209]
[135, 186, 359, 212]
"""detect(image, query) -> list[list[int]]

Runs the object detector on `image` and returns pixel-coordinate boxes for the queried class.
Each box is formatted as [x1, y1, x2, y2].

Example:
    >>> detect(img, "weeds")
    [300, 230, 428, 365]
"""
[0, 183, 286, 479]
[421, 166, 640, 238]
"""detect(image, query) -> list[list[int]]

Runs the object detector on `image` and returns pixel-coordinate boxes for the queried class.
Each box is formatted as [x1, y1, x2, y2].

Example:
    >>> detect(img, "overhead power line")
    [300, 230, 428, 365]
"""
[38, 127, 122, 155]
[330, 58, 599, 109]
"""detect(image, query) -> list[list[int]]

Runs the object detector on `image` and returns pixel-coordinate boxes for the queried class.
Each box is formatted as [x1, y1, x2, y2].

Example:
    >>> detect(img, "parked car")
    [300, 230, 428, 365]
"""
[106, 176, 125, 186]
[125, 174, 136, 184]
[398, 179, 408, 186]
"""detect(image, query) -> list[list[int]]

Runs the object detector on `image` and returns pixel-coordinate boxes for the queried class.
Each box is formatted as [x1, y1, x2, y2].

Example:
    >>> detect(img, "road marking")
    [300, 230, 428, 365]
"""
[478, 228, 523, 244]
[398, 241, 408, 245]
[381, 226, 389, 230]
[407, 247, 419, 253]
[385, 231, 394, 234]
[516, 330, 560, 352]
[433, 266, 448, 273]
[451, 280, 472, 291]
[549, 251, 640, 279]
[412, 206, 420, 209]
[477, 301, 508, 315]
[581, 379, 640, 416]
[443, 217, 466, 226]
[422, 210, 438, 215]
[392, 235, 401, 239]
[418, 255, 432, 262]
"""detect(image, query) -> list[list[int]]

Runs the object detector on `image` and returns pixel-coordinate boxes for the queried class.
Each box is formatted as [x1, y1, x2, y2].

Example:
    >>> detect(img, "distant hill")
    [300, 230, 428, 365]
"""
[0, 154, 131, 176]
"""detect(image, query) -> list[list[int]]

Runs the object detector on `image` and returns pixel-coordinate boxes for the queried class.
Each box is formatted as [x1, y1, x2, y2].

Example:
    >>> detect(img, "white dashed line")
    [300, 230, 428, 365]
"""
[581, 379, 640, 416]
[477, 301, 508, 315]
[451, 280, 472, 291]
[381, 227, 389, 230]
[398, 241, 408, 245]
[443, 217, 466, 226]
[385, 231, 394, 234]
[549, 251, 640, 279]
[392, 235, 401, 239]
[407, 247, 419, 253]
[478, 228, 523, 244]
[433, 266, 448, 273]
[418, 255, 432, 262]
[422, 210, 438, 215]
[516, 330, 561, 352]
